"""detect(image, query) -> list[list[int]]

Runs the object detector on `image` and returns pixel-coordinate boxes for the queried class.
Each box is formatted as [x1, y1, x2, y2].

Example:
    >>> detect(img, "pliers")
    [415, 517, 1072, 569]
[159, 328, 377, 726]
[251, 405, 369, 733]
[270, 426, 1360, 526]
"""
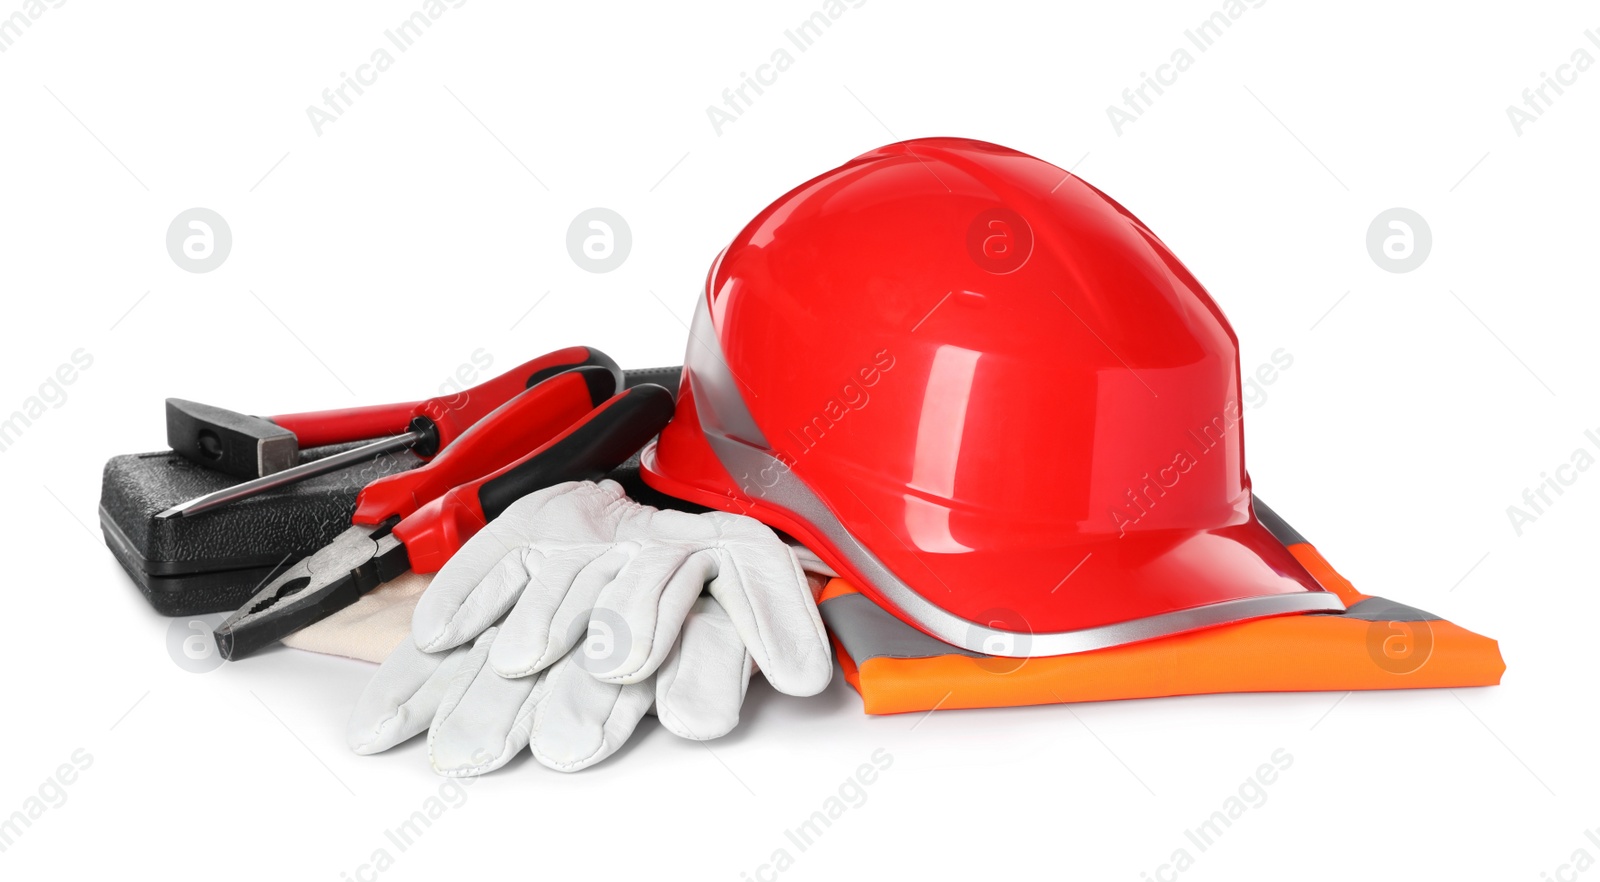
[212, 367, 676, 660]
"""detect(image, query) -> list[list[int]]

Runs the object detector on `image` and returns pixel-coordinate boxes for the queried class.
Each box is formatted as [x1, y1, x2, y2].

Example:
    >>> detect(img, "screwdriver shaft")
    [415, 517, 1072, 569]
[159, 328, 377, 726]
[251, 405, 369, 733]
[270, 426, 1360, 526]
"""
[155, 430, 424, 519]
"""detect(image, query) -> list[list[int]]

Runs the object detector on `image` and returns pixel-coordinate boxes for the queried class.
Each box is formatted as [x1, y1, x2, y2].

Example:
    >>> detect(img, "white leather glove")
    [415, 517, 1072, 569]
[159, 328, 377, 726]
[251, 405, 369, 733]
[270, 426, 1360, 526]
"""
[347, 594, 776, 773]
[347, 480, 833, 775]
[410, 479, 833, 694]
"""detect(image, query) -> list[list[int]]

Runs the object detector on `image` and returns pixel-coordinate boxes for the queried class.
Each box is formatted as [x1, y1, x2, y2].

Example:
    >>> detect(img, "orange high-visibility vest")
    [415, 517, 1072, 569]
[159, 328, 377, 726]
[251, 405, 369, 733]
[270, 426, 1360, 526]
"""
[820, 500, 1504, 714]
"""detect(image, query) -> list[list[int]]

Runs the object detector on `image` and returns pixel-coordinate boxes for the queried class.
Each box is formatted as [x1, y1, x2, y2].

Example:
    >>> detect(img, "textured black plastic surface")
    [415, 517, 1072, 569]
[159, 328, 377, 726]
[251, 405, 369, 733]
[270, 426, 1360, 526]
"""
[102, 443, 424, 573]
[621, 365, 681, 392]
[101, 442, 424, 615]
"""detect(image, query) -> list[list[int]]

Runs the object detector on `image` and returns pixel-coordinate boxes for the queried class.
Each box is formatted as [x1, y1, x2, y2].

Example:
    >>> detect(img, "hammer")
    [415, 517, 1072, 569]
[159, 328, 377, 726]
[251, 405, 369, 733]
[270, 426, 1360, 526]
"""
[165, 397, 412, 481]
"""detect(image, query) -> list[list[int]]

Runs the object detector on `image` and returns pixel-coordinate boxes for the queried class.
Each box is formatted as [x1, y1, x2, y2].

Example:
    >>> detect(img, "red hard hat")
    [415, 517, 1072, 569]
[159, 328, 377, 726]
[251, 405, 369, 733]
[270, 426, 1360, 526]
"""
[641, 137, 1343, 657]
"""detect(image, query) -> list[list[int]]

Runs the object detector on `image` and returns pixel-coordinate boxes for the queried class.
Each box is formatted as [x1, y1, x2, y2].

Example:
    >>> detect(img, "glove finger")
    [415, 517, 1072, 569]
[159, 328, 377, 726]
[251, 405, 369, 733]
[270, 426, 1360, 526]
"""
[528, 650, 655, 773]
[413, 546, 539, 652]
[654, 597, 753, 741]
[488, 546, 628, 678]
[427, 627, 550, 777]
[707, 544, 832, 697]
[348, 636, 474, 755]
[586, 545, 712, 684]
[411, 480, 631, 652]
[410, 482, 588, 605]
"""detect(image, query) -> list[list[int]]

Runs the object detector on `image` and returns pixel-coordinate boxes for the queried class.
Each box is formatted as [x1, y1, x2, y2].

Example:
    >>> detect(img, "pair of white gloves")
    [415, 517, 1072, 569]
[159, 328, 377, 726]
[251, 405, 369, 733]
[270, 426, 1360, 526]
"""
[339, 480, 834, 775]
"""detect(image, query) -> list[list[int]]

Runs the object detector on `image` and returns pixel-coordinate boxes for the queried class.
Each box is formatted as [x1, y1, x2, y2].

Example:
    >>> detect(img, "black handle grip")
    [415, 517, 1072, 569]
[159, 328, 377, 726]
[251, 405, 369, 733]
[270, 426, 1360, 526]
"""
[526, 346, 623, 391]
[477, 384, 676, 521]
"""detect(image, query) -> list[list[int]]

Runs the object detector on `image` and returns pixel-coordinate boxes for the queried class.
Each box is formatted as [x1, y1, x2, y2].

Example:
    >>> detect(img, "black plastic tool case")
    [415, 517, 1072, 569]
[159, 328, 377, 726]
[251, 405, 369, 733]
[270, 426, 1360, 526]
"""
[100, 443, 423, 615]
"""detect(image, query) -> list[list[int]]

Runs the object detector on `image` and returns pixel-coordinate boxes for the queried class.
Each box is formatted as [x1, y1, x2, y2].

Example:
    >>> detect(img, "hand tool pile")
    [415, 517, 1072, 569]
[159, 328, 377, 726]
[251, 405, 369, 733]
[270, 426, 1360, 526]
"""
[118, 347, 679, 659]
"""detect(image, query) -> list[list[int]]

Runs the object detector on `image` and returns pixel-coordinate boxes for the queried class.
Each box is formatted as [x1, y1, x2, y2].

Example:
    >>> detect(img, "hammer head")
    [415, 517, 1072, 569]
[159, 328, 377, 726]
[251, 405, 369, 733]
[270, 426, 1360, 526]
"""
[166, 398, 299, 479]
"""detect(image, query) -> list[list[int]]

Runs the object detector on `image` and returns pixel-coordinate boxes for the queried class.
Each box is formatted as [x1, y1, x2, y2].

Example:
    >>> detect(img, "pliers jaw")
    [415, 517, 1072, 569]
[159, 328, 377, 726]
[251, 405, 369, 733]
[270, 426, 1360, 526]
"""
[214, 518, 410, 660]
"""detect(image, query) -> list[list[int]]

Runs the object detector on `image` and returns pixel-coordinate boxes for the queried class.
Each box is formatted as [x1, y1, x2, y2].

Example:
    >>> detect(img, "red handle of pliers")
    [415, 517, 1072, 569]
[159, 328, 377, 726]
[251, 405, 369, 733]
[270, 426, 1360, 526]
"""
[396, 383, 676, 574]
[350, 367, 620, 525]
[270, 346, 622, 451]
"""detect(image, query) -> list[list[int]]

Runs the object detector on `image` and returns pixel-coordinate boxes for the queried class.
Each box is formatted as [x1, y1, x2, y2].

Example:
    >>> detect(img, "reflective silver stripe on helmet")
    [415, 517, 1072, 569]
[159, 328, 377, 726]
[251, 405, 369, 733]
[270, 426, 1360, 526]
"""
[683, 295, 1346, 658]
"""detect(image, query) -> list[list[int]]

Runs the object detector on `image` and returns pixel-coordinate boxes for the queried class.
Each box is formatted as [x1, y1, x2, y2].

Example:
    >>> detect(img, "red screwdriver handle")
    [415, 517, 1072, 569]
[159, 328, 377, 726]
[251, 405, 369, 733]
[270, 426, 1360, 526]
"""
[396, 384, 676, 573]
[271, 346, 623, 450]
[350, 367, 620, 525]
[271, 401, 421, 450]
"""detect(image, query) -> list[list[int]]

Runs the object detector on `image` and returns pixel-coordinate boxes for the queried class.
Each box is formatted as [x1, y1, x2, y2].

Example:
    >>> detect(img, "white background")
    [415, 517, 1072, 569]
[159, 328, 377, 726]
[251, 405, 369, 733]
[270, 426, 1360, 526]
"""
[2, 1, 1596, 879]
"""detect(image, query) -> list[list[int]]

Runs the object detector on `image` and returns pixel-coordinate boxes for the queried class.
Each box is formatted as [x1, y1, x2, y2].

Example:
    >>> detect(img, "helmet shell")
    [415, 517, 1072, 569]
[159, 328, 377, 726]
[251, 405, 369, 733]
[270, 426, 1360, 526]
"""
[643, 138, 1340, 656]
